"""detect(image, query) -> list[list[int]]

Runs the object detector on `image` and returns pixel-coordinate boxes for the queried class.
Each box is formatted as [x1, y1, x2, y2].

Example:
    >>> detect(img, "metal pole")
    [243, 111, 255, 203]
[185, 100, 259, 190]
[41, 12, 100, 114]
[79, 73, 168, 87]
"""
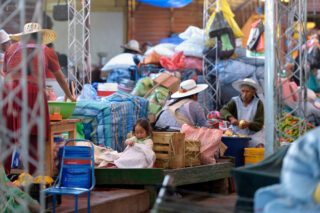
[264, 0, 276, 156]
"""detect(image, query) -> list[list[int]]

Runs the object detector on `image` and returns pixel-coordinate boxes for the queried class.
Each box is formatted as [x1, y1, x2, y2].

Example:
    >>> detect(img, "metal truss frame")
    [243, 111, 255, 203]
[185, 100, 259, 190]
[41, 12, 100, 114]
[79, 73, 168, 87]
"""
[67, 0, 91, 95]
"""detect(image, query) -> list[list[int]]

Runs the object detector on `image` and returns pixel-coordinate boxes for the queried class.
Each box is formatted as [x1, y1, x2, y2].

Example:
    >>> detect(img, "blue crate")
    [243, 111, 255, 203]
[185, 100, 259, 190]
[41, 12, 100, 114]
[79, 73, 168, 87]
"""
[222, 136, 251, 167]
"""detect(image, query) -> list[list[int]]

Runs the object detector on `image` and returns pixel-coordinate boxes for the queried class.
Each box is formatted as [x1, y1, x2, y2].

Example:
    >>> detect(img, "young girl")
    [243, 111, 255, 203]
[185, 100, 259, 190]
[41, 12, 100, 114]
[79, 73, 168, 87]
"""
[125, 119, 153, 149]
[114, 119, 156, 168]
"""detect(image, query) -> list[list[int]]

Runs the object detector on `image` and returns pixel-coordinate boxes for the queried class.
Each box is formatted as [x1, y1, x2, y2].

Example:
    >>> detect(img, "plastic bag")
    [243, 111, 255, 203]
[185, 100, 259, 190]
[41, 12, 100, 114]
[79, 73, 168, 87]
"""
[179, 26, 204, 42]
[256, 32, 265, 53]
[247, 20, 264, 51]
[77, 84, 97, 101]
[159, 51, 186, 71]
[175, 39, 204, 58]
[101, 53, 136, 72]
[217, 60, 256, 85]
[183, 57, 203, 71]
[144, 43, 176, 57]
[147, 86, 170, 114]
[205, 0, 243, 42]
[141, 51, 161, 64]
[181, 124, 223, 164]
[131, 77, 154, 97]
[209, 11, 231, 38]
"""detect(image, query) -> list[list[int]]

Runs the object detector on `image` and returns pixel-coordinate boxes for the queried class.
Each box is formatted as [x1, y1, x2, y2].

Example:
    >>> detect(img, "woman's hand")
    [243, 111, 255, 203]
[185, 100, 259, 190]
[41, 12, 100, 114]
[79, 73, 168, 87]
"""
[125, 140, 135, 146]
[229, 117, 239, 126]
[64, 95, 77, 102]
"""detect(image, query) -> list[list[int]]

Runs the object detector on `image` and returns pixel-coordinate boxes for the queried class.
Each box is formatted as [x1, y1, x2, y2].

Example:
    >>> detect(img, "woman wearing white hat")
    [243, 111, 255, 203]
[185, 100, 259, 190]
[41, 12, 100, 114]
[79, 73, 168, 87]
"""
[2, 23, 75, 174]
[121, 39, 142, 54]
[155, 79, 210, 130]
[220, 78, 264, 136]
[0, 29, 12, 76]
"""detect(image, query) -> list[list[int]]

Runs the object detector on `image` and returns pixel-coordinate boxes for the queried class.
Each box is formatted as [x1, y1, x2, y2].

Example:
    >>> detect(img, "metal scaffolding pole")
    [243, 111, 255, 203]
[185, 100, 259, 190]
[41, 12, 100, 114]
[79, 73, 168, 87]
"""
[203, 0, 221, 112]
[0, 0, 47, 211]
[264, 0, 276, 156]
[265, 0, 307, 156]
[68, 0, 91, 95]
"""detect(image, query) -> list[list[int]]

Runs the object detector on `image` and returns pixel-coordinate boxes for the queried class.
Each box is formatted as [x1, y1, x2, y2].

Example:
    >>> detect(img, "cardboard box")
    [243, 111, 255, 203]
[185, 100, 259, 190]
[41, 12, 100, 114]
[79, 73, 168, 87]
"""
[153, 72, 180, 93]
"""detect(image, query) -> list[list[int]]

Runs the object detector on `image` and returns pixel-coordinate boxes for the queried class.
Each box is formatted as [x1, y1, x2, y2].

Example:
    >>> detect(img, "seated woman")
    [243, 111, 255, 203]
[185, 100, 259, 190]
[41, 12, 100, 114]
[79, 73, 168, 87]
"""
[155, 79, 210, 130]
[220, 78, 264, 135]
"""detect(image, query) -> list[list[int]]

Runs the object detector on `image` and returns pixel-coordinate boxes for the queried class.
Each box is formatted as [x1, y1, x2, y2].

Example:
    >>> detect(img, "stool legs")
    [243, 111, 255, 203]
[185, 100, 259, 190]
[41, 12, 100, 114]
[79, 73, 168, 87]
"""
[75, 195, 78, 212]
[52, 194, 56, 213]
[88, 192, 91, 213]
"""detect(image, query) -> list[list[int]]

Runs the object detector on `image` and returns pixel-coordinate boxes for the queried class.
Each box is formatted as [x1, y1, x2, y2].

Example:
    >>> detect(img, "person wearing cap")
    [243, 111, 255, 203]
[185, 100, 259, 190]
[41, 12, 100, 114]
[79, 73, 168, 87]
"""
[2, 23, 76, 175]
[220, 78, 264, 135]
[0, 29, 12, 75]
[155, 79, 210, 130]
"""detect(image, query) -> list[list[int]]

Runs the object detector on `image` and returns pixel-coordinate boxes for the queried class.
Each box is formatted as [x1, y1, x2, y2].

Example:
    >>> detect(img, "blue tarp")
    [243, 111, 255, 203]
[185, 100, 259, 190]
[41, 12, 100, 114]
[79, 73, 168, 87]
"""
[137, 0, 192, 8]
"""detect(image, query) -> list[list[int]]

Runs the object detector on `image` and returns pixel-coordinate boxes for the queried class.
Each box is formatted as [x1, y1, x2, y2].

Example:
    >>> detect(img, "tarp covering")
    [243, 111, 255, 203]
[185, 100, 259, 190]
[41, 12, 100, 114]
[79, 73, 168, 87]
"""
[137, 0, 192, 8]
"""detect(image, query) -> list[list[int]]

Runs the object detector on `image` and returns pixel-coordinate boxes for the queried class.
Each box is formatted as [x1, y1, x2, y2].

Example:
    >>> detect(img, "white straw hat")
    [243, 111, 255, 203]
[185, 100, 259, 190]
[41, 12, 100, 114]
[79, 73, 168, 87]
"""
[10, 23, 56, 44]
[121, 39, 142, 53]
[0, 29, 10, 44]
[171, 79, 208, 99]
[232, 78, 261, 93]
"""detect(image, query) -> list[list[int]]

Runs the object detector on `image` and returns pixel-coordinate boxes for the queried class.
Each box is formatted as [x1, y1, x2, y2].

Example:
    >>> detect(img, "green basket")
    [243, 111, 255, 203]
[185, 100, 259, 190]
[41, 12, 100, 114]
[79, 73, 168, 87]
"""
[48, 101, 76, 119]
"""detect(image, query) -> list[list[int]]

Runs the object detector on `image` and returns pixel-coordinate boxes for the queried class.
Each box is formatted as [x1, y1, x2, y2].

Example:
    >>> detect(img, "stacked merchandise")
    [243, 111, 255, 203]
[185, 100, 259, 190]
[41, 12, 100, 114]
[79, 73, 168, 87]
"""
[203, 1, 266, 106]
[73, 92, 148, 151]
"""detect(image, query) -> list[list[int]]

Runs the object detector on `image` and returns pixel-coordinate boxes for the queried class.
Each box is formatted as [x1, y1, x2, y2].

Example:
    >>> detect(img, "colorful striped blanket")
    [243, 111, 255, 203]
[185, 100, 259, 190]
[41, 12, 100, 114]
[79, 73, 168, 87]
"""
[73, 92, 148, 151]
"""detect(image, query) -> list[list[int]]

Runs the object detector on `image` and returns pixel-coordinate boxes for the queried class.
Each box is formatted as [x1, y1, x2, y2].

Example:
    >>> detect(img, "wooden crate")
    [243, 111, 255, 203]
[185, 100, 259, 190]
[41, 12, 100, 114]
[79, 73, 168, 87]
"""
[153, 132, 185, 169]
[185, 140, 201, 167]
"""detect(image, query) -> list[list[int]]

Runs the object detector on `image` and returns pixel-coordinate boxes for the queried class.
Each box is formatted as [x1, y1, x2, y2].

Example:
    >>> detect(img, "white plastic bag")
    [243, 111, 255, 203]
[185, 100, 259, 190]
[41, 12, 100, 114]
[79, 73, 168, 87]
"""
[175, 40, 204, 58]
[144, 43, 176, 57]
[101, 53, 136, 72]
[179, 26, 204, 41]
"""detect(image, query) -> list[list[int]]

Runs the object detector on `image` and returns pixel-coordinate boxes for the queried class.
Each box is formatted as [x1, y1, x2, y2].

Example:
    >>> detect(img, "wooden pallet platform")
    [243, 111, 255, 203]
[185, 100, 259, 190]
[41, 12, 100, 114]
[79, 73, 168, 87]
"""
[95, 161, 234, 187]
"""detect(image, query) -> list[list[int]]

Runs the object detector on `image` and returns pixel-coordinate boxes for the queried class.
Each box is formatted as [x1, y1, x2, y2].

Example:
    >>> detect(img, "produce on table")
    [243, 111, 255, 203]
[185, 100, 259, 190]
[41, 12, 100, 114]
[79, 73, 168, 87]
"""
[12, 173, 54, 187]
[277, 113, 314, 143]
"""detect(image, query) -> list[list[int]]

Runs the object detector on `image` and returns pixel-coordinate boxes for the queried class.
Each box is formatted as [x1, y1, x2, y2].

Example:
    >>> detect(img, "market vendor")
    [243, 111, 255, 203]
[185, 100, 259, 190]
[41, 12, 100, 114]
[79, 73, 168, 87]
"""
[0, 29, 11, 76]
[2, 23, 76, 175]
[220, 78, 264, 135]
[154, 79, 211, 130]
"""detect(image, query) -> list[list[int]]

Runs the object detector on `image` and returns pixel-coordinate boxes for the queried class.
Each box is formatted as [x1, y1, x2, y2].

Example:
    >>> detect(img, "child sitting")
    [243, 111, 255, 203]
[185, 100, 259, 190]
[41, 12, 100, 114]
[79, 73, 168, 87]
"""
[114, 119, 156, 168]
[125, 119, 153, 149]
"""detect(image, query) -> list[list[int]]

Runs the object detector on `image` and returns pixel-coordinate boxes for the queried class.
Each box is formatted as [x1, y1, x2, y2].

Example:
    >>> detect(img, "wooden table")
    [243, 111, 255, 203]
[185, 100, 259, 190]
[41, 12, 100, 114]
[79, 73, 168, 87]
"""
[45, 119, 80, 177]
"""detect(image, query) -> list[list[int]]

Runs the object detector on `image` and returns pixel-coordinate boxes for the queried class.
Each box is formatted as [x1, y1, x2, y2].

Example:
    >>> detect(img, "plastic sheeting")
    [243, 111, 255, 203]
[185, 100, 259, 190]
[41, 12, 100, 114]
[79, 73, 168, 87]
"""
[137, 0, 192, 8]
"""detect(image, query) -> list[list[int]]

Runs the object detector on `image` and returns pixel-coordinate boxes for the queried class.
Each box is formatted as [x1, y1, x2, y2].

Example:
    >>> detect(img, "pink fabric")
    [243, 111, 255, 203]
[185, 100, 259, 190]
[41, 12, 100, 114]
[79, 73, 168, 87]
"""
[183, 56, 203, 72]
[280, 78, 298, 106]
[181, 124, 223, 165]
[159, 51, 185, 71]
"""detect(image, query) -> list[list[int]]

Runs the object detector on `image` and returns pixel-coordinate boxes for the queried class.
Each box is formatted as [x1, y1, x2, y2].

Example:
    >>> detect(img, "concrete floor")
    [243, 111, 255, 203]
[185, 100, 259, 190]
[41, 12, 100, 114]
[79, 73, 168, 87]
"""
[54, 188, 149, 213]
[49, 187, 239, 213]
